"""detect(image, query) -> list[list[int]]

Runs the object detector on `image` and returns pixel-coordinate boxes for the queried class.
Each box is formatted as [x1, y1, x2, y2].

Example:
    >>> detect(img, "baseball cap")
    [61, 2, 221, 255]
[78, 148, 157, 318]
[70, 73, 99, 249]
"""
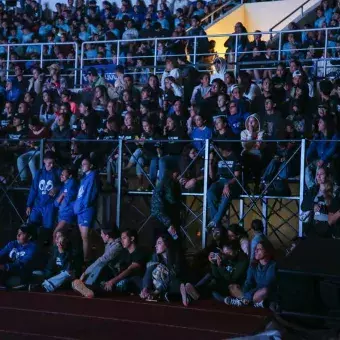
[292, 70, 302, 78]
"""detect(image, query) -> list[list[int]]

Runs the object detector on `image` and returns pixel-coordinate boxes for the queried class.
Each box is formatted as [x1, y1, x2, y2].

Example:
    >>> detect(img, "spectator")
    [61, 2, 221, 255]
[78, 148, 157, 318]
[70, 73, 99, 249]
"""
[140, 234, 187, 303]
[74, 157, 100, 263]
[207, 143, 241, 229]
[72, 227, 123, 298]
[223, 240, 276, 308]
[26, 151, 61, 241]
[249, 219, 270, 261]
[151, 167, 182, 240]
[305, 116, 339, 189]
[17, 117, 50, 184]
[102, 229, 146, 294]
[0, 224, 38, 289]
[54, 168, 78, 237]
[301, 166, 334, 238]
[29, 231, 75, 292]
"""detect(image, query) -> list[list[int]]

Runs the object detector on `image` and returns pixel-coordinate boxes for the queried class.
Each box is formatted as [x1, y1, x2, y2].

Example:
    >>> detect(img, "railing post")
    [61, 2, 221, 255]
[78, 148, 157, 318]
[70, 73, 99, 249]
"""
[6, 45, 9, 80]
[80, 42, 84, 86]
[234, 34, 238, 76]
[193, 37, 197, 66]
[153, 38, 157, 75]
[117, 40, 120, 65]
[40, 44, 43, 69]
[278, 31, 282, 61]
[324, 29, 328, 77]
[298, 139, 306, 237]
[202, 139, 209, 249]
[262, 198, 268, 236]
[74, 43, 78, 87]
[116, 138, 123, 229]
[39, 138, 45, 169]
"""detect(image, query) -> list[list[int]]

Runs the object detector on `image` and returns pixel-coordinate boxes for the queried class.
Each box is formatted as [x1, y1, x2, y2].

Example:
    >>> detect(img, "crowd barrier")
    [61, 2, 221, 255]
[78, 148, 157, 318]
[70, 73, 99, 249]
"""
[0, 137, 321, 249]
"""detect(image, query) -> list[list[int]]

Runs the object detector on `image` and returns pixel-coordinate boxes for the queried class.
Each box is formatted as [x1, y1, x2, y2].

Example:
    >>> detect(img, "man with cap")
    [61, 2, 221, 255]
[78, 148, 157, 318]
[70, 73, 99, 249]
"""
[72, 226, 123, 298]
[0, 223, 38, 288]
[26, 151, 62, 241]
[87, 67, 106, 88]
[43, 63, 67, 96]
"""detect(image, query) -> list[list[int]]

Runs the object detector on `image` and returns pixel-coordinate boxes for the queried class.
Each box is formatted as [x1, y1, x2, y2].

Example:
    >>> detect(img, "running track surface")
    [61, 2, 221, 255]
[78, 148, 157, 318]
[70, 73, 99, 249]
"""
[0, 291, 272, 339]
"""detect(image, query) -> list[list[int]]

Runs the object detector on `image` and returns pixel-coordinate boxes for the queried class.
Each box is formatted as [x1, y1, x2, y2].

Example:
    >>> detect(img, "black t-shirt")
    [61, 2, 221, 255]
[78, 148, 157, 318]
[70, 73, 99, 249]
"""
[217, 152, 241, 180]
[6, 127, 28, 141]
[164, 127, 188, 156]
[120, 247, 146, 276]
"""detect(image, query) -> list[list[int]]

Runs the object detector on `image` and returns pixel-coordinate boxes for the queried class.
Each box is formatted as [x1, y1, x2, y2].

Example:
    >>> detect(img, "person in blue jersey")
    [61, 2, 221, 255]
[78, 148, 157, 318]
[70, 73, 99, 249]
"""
[54, 168, 79, 239]
[189, 113, 212, 154]
[0, 224, 38, 288]
[26, 151, 61, 241]
[74, 158, 99, 263]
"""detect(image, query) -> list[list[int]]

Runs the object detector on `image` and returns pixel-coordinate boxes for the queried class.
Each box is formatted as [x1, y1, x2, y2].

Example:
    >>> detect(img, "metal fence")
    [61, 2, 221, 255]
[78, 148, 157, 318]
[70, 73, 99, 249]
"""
[0, 42, 78, 86]
[0, 137, 314, 250]
[78, 26, 340, 85]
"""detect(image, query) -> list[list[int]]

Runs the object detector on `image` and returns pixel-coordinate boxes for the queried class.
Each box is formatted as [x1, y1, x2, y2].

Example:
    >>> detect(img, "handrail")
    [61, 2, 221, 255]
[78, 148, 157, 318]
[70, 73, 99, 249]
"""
[269, 0, 313, 32]
[186, 0, 241, 32]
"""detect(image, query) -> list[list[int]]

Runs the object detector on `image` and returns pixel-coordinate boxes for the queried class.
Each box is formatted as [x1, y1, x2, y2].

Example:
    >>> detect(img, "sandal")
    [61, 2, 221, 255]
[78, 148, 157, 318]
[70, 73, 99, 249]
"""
[180, 283, 189, 307]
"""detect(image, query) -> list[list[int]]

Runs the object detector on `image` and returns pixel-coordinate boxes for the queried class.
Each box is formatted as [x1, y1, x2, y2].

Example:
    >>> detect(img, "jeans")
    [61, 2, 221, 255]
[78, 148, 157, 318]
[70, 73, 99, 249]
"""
[207, 178, 238, 225]
[159, 155, 181, 182]
[129, 148, 144, 176]
[262, 158, 290, 182]
[42, 271, 73, 292]
[17, 150, 41, 181]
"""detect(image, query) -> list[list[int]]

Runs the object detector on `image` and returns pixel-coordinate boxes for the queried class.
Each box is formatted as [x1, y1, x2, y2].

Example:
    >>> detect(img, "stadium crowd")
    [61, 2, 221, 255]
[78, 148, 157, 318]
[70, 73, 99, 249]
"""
[0, 0, 340, 310]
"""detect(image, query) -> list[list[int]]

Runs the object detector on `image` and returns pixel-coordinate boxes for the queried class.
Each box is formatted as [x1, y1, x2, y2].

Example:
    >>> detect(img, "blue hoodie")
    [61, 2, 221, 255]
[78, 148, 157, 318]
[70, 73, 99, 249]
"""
[54, 178, 79, 217]
[306, 132, 339, 163]
[27, 167, 62, 208]
[74, 170, 99, 215]
[0, 240, 38, 275]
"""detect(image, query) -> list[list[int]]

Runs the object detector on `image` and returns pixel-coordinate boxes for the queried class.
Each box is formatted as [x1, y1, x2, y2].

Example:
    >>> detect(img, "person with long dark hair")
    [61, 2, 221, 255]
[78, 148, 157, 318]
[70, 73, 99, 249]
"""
[305, 116, 339, 189]
[54, 168, 78, 239]
[222, 240, 277, 308]
[301, 166, 334, 238]
[151, 167, 182, 241]
[140, 234, 186, 302]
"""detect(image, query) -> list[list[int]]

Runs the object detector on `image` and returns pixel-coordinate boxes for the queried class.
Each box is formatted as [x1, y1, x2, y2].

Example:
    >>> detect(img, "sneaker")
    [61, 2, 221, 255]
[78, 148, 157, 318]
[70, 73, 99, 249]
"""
[206, 221, 216, 230]
[224, 296, 244, 307]
[72, 279, 94, 298]
[185, 283, 200, 301]
[253, 300, 265, 308]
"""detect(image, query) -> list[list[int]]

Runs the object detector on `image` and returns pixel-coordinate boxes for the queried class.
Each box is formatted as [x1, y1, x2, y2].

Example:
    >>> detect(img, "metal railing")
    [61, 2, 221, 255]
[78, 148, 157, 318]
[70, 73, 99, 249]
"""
[78, 26, 340, 85]
[0, 137, 312, 249]
[187, 0, 242, 30]
[0, 42, 78, 86]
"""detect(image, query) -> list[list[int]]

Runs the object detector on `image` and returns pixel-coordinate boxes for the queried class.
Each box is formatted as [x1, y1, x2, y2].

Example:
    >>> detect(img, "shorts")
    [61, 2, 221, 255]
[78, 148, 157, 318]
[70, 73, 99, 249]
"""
[58, 213, 76, 225]
[77, 208, 95, 228]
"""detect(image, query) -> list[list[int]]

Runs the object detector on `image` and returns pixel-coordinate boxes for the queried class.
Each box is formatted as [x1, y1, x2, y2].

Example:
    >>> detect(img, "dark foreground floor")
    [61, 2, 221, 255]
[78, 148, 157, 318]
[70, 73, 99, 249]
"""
[0, 291, 272, 339]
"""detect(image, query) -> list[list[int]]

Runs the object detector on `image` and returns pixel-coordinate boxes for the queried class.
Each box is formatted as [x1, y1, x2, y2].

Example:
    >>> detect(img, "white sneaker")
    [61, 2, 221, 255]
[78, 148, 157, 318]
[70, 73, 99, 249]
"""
[224, 297, 244, 307]
[253, 300, 265, 308]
